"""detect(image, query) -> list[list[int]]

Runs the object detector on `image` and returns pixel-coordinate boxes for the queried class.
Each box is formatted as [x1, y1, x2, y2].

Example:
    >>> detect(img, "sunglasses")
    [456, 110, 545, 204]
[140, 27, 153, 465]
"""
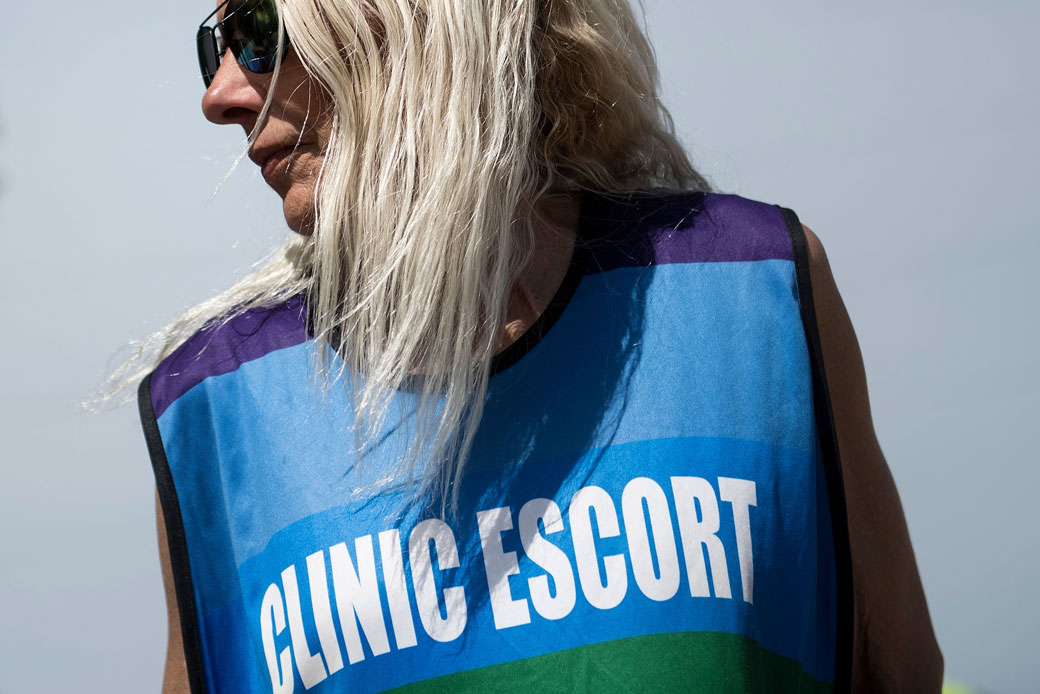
[197, 0, 288, 88]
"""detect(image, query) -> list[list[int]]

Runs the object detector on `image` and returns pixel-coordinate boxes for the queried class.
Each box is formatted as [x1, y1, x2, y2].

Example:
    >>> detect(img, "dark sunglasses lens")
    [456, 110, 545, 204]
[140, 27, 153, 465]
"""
[223, 0, 284, 74]
[196, 26, 220, 87]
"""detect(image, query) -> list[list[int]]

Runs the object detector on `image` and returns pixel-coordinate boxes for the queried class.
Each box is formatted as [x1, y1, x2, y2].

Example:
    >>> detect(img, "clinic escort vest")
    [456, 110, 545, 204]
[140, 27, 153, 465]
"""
[140, 192, 853, 693]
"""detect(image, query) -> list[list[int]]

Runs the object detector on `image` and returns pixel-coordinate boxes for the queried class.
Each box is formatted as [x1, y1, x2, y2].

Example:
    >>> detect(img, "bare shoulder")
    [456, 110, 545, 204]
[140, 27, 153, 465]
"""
[800, 224, 943, 691]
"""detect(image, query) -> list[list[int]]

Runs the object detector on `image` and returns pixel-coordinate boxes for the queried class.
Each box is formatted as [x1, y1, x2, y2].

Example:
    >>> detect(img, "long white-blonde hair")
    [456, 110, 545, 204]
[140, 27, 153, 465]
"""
[106, 0, 711, 510]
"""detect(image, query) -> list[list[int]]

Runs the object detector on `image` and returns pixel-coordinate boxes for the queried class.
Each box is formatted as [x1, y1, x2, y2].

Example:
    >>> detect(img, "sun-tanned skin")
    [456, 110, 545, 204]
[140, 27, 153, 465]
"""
[158, 11, 942, 693]
[201, 32, 332, 235]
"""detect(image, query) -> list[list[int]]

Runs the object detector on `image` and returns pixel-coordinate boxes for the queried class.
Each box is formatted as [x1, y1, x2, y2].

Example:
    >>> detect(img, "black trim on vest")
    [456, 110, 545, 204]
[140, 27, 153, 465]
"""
[778, 206, 855, 693]
[139, 373, 209, 694]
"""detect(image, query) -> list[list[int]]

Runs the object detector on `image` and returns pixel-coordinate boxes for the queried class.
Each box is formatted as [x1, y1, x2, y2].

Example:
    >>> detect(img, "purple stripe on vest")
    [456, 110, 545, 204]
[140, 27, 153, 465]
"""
[150, 296, 309, 418]
[581, 192, 794, 274]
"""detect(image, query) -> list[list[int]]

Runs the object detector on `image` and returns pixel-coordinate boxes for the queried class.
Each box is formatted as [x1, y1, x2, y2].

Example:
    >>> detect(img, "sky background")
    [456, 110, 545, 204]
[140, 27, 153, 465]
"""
[1, 0, 1037, 692]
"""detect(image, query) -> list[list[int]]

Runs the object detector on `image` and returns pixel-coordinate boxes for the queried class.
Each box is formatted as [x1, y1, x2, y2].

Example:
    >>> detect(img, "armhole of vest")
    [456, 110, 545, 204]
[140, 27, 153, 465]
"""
[138, 373, 209, 694]
[777, 206, 855, 693]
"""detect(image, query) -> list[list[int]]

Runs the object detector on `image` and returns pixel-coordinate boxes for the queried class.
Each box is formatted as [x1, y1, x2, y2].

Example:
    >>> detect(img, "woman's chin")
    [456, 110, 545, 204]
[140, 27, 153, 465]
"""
[282, 191, 317, 236]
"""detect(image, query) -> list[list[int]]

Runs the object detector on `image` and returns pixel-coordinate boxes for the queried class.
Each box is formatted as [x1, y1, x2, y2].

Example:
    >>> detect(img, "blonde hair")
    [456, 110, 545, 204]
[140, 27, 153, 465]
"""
[106, 0, 710, 510]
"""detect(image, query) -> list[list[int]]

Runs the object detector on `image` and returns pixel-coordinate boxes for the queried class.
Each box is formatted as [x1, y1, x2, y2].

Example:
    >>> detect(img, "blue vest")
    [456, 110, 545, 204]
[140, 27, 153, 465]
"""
[140, 192, 853, 693]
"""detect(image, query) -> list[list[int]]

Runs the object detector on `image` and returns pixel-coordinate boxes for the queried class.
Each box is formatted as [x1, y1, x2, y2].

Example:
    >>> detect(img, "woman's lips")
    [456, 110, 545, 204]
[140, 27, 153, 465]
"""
[260, 146, 299, 180]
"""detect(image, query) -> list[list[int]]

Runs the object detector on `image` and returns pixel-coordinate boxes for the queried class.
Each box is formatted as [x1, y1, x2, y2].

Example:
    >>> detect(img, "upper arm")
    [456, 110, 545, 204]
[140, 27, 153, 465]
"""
[803, 225, 943, 691]
[156, 490, 191, 694]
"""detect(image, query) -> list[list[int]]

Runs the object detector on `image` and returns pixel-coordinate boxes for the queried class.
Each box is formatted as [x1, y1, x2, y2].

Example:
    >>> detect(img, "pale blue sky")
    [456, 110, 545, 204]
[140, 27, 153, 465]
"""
[1, 1, 1037, 691]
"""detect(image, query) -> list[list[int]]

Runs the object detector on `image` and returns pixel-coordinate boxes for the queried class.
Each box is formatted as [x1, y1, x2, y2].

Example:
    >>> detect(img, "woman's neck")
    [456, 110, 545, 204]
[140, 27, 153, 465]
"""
[497, 193, 580, 354]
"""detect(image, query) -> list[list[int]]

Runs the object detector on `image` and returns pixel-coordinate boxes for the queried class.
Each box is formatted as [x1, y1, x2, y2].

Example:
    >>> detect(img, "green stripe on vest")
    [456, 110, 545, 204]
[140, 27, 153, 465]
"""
[382, 631, 832, 693]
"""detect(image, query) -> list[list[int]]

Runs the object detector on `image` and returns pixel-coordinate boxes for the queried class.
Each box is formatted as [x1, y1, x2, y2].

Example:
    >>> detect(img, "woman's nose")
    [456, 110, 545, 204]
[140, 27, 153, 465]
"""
[201, 51, 266, 127]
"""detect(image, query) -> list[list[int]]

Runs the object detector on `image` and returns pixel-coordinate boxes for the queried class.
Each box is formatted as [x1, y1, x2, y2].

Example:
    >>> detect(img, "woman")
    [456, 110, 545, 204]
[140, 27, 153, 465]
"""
[137, 0, 942, 691]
